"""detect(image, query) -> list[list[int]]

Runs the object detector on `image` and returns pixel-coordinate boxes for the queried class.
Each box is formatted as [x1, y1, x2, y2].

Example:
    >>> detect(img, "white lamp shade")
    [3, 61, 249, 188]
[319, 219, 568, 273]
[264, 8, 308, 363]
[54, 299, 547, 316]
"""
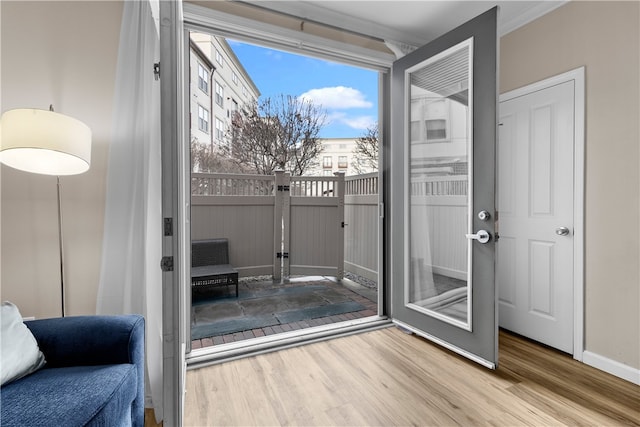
[0, 108, 91, 176]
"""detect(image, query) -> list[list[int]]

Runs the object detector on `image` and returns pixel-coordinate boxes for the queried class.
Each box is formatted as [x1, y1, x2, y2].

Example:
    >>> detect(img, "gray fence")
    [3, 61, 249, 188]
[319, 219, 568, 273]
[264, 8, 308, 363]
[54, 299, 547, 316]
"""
[191, 172, 345, 279]
[344, 173, 379, 282]
[192, 172, 466, 284]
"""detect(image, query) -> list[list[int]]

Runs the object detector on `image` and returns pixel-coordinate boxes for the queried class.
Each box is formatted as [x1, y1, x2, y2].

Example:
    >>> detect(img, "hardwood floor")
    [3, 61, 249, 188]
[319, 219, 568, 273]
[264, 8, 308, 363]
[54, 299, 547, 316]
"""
[184, 327, 640, 426]
[145, 408, 163, 427]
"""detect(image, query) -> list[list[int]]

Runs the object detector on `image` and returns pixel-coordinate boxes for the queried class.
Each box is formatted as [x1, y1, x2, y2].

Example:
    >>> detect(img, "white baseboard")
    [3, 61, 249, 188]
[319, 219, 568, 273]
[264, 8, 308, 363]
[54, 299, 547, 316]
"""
[582, 351, 640, 385]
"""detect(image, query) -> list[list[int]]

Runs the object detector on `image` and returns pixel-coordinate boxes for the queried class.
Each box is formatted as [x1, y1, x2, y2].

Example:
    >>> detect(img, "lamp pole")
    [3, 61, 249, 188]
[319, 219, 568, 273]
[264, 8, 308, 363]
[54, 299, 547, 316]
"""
[57, 176, 66, 317]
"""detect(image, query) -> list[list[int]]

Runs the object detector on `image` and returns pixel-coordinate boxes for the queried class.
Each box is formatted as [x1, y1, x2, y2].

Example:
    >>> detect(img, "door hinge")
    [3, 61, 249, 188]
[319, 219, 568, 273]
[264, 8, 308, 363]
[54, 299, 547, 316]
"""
[277, 252, 289, 259]
[164, 218, 173, 236]
[341, 221, 347, 228]
[153, 62, 160, 80]
[277, 185, 290, 192]
[160, 256, 174, 272]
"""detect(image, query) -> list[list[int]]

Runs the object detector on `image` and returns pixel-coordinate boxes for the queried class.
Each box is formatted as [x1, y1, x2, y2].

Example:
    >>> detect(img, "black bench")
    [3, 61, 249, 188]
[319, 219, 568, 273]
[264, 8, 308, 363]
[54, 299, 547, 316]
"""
[191, 238, 239, 297]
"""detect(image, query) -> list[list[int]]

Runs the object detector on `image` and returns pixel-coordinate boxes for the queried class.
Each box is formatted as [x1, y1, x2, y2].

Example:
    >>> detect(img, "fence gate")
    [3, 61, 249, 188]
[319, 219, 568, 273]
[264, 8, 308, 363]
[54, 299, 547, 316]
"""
[192, 171, 345, 280]
[275, 171, 345, 280]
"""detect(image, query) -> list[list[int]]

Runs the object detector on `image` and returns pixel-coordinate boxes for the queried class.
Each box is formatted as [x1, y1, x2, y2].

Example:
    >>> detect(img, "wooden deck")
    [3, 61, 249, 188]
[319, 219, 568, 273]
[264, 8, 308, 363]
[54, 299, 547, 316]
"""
[183, 327, 639, 426]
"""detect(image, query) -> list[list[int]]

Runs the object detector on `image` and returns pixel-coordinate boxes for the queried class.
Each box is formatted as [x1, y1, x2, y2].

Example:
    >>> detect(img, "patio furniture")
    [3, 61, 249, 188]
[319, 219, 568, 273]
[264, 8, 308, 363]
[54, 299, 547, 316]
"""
[191, 238, 239, 297]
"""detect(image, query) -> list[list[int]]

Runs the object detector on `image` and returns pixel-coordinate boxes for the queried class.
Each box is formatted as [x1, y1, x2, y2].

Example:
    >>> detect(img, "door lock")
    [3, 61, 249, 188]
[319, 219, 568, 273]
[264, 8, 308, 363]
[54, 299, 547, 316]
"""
[466, 230, 491, 244]
[478, 210, 491, 221]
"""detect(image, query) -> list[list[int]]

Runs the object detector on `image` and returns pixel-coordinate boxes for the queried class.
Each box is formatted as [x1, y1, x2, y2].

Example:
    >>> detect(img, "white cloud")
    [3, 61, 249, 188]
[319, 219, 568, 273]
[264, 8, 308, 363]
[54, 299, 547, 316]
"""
[342, 115, 376, 130]
[300, 86, 373, 109]
[328, 112, 375, 130]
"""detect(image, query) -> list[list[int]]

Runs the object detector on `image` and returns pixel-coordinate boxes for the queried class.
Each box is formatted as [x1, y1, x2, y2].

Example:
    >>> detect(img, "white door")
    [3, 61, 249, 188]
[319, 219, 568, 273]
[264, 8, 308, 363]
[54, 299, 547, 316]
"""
[498, 80, 575, 353]
[391, 8, 498, 368]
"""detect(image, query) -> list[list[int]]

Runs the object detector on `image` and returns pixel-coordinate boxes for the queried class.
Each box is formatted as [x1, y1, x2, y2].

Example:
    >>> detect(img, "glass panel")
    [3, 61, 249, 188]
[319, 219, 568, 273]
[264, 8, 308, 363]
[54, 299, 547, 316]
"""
[406, 38, 473, 330]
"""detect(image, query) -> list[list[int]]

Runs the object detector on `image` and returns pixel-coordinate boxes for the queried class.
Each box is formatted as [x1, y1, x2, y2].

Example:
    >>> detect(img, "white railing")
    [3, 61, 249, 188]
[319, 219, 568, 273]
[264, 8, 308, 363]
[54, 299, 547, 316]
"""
[346, 172, 378, 196]
[290, 173, 344, 197]
[191, 172, 274, 196]
[411, 175, 468, 196]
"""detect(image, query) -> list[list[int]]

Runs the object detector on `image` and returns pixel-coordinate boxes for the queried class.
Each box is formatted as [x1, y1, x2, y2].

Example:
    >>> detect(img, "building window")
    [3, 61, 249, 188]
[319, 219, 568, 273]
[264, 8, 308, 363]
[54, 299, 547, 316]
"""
[425, 119, 447, 141]
[232, 71, 238, 85]
[215, 117, 224, 141]
[242, 85, 248, 97]
[215, 49, 224, 67]
[215, 81, 224, 107]
[338, 156, 348, 169]
[197, 63, 208, 93]
[198, 105, 209, 133]
[323, 156, 332, 168]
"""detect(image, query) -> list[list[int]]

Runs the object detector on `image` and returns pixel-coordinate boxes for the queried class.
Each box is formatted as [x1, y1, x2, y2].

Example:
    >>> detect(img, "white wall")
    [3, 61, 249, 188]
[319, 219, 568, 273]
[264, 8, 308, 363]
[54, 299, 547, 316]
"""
[501, 1, 639, 370]
[1, 1, 123, 318]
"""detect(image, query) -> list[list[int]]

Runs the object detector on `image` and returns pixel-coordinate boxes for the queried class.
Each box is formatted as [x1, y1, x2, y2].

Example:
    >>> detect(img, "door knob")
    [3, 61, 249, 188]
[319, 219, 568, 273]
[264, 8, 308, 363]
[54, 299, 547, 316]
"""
[556, 226, 570, 236]
[466, 230, 491, 244]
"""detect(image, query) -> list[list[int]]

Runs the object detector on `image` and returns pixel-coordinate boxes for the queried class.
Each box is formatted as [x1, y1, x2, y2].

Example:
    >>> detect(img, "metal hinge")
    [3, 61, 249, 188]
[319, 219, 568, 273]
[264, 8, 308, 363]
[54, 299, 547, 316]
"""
[160, 256, 174, 272]
[341, 221, 347, 228]
[153, 62, 160, 80]
[276, 252, 289, 259]
[164, 218, 173, 236]
[277, 185, 290, 192]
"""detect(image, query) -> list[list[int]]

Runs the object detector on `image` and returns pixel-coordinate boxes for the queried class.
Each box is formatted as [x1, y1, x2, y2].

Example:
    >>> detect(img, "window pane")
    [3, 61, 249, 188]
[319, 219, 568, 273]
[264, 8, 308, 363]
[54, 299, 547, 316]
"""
[407, 38, 472, 329]
[198, 105, 209, 133]
[426, 119, 447, 140]
[215, 81, 224, 107]
[198, 64, 208, 92]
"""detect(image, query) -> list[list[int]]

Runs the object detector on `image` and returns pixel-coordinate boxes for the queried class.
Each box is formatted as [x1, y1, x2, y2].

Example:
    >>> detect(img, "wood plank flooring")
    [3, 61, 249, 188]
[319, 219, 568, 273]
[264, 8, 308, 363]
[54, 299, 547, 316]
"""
[184, 327, 639, 426]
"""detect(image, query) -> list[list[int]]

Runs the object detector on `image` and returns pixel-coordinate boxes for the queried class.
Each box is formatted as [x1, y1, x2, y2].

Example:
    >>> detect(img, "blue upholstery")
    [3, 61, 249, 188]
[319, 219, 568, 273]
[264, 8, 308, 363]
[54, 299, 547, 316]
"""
[1, 315, 145, 427]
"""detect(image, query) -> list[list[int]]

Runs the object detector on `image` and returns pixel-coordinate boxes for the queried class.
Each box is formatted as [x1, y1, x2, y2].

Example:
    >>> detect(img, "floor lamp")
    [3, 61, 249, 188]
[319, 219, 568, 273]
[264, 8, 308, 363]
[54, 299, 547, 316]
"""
[0, 107, 92, 317]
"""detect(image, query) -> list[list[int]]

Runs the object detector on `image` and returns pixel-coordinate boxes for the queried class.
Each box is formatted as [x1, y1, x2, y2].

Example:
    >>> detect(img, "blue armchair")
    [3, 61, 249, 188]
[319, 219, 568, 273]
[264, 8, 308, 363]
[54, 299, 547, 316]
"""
[1, 314, 145, 427]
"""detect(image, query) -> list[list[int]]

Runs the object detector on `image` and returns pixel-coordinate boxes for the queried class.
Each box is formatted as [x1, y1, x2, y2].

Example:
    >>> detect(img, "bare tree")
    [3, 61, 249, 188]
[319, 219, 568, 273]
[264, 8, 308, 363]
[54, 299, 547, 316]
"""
[229, 95, 326, 176]
[190, 138, 247, 174]
[352, 122, 379, 174]
[191, 139, 251, 195]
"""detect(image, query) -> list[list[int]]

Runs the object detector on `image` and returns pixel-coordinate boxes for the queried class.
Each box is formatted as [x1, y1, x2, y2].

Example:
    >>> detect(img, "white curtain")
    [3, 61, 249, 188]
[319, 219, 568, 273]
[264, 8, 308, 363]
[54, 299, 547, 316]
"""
[97, 0, 163, 422]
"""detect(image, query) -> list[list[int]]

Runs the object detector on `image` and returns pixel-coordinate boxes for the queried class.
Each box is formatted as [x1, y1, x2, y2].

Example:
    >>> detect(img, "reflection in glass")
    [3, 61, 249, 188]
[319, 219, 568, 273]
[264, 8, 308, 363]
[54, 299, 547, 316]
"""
[406, 39, 472, 329]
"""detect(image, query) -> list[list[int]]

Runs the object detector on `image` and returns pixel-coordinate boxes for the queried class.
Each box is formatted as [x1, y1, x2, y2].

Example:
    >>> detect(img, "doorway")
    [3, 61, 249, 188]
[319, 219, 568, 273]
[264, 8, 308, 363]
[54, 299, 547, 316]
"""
[186, 30, 384, 352]
[497, 68, 585, 358]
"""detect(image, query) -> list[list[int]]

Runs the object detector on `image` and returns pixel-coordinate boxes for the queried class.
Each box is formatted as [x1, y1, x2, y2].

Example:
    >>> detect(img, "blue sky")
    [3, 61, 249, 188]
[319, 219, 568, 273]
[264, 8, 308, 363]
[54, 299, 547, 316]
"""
[228, 40, 378, 139]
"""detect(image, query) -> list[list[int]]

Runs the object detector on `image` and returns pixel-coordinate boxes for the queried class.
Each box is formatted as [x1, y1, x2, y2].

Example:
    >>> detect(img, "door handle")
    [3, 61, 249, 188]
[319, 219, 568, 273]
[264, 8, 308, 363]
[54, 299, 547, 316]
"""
[556, 226, 570, 236]
[465, 230, 491, 244]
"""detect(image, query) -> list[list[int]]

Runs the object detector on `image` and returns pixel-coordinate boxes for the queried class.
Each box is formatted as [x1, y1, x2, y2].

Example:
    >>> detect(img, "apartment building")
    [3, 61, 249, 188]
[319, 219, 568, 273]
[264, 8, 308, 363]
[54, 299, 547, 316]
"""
[305, 137, 378, 177]
[189, 33, 260, 152]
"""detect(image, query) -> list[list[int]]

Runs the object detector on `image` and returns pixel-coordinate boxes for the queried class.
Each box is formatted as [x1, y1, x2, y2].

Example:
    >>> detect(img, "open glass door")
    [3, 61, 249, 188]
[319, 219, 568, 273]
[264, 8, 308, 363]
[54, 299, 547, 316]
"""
[390, 8, 498, 368]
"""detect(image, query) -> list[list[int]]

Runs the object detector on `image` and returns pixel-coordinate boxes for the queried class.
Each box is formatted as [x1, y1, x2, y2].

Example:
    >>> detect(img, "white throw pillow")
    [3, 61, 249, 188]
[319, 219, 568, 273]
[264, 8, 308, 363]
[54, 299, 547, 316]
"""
[0, 301, 46, 386]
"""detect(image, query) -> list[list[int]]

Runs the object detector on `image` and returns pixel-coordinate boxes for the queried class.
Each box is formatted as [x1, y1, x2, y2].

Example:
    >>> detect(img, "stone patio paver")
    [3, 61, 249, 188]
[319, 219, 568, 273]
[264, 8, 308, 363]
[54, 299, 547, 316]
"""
[190, 277, 378, 350]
